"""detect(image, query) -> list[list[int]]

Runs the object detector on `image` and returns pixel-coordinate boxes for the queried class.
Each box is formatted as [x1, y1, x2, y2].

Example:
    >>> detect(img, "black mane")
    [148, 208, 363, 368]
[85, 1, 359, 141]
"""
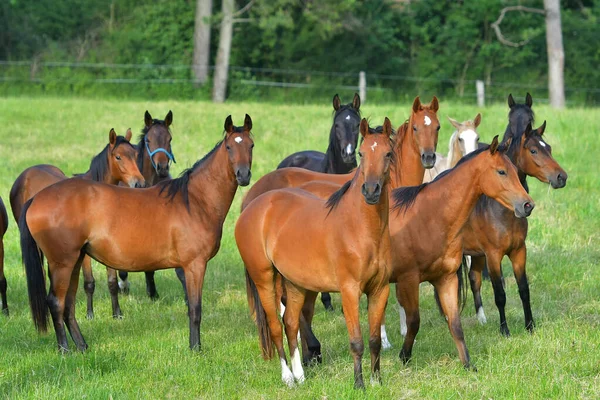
[504, 104, 534, 161]
[75, 136, 133, 181]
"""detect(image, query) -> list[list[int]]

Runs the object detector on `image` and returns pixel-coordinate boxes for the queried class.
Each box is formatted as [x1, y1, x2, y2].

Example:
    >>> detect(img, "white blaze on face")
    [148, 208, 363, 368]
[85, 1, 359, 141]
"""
[424, 115, 431, 126]
[539, 140, 547, 147]
[345, 143, 353, 155]
[459, 129, 479, 154]
[234, 136, 243, 144]
[371, 141, 378, 152]
[345, 115, 351, 120]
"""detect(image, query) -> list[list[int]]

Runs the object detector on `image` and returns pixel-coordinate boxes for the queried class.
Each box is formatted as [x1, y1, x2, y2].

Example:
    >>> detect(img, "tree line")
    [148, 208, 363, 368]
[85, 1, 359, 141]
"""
[1, 0, 598, 105]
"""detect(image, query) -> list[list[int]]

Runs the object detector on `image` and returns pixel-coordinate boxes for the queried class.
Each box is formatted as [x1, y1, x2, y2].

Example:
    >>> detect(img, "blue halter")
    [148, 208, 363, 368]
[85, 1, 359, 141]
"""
[145, 136, 176, 169]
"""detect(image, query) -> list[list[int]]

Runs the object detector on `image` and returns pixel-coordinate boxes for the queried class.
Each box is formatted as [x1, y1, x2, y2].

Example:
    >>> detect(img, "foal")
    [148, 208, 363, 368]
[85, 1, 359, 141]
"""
[238, 118, 394, 389]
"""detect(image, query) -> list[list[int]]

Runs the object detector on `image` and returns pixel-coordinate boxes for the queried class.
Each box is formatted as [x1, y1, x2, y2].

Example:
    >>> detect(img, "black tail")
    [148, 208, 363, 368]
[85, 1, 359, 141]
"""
[434, 255, 469, 316]
[19, 198, 48, 332]
[245, 269, 274, 360]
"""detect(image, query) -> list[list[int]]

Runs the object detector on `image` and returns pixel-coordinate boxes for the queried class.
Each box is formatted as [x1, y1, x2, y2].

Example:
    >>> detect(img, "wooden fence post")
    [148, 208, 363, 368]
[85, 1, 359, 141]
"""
[359, 71, 366, 103]
[476, 80, 485, 107]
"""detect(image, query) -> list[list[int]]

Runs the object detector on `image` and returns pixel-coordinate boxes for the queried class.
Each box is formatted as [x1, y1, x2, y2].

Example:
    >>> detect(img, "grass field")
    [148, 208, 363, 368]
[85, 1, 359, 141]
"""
[0, 96, 598, 399]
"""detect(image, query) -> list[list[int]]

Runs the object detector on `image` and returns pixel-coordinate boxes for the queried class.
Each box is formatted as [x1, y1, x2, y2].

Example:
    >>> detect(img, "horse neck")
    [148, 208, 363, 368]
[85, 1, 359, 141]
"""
[391, 119, 424, 188]
[80, 151, 119, 185]
[187, 143, 238, 224]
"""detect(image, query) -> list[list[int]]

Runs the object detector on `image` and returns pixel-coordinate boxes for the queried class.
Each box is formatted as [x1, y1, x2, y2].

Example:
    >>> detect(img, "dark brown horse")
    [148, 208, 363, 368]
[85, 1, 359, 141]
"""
[9, 129, 144, 318]
[238, 118, 393, 389]
[19, 114, 254, 352]
[464, 118, 567, 336]
[0, 197, 8, 315]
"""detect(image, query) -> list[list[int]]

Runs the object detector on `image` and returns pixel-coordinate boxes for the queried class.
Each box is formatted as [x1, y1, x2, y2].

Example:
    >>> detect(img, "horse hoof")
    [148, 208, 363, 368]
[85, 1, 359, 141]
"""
[58, 346, 70, 354]
[324, 304, 334, 312]
[526, 322, 535, 333]
[2, 308, 8, 316]
[500, 327, 511, 337]
[113, 313, 123, 320]
[86, 312, 94, 320]
[399, 350, 411, 365]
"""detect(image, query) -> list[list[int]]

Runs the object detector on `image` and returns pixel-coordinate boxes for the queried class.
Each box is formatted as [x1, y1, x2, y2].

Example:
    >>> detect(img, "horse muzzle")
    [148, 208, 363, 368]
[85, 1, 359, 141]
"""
[420, 151, 436, 169]
[341, 144, 356, 164]
[514, 200, 535, 218]
[361, 182, 382, 205]
[236, 168, 252, 186]
[156, 162, 170, 178]
[550, 171, 568, 189]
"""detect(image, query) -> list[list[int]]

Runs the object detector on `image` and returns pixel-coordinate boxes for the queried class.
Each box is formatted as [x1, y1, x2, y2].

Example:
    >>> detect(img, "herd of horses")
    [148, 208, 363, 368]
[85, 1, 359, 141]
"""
[0, 93, 567, 390]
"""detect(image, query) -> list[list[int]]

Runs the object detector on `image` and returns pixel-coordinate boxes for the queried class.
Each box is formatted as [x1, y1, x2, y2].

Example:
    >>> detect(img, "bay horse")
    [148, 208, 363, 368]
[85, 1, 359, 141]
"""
[19, 114, 254, 352]
[464, 117, 567, 336]
[237, 118, 393, 389]
[9, 129, 145, 318]
[277, 93, 361, 311]
[116, 110, 178, 308]
[423, 113, 481, 182]
[0, 197, 7, 315]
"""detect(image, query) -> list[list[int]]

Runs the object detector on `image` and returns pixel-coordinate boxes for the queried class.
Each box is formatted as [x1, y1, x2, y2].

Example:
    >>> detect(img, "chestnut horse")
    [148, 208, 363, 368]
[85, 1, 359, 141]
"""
[19, 114, 254, 352]
[0, 197, 7, 315]
[238, 118, 393, 389]
[9, 129, 144, 318]
[423, 113, 481, 183]
[464, 118, 567, 336]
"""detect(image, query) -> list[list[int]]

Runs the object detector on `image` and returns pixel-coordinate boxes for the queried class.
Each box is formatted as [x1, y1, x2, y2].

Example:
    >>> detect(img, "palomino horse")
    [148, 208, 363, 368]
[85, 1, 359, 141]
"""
[238, 118, 393, 389]
[241, 96, 441, 349]
[9, 129, 144, 318]
[117, 110, 177, 304]
[464, 118, 567, 336]
[423, 113, 481, 182]
[19, 114, 254, 352]
[278, 93, 361, 311]
[0, 198, 7, 315]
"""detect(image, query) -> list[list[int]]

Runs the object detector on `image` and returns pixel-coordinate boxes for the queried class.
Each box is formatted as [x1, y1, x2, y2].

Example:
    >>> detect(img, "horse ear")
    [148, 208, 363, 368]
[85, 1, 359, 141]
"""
[144, 110, 153, 127]
[244, 114, 253, 131]
[125, 128, 132, 142]
[383, 117, 392, 137]
[502, 137, 512, 152]
[447, 116, 461, 130]
[109, 128, 117, 146]
[523, 122, 533, 140]
[507, 94, 515, 109]
[224, 115, 234, 134]
[333, 94, 341, 111]
[489, 135, 499, 155]
[526, 92, 533, 107]
[473, 113, 482, 128]
[412, 96, 421, 113]
[164, 110, 173, 128]
[430, 96, 439, 112]
[359, 118, 369, 138]
[352, 93, 361, 111]
[537, 120, 547, 136]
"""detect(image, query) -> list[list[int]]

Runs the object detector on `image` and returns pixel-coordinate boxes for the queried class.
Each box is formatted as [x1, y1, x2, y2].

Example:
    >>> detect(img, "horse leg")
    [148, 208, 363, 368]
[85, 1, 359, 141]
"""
[487, 251, 510, 336]
[282, 282, 306, 384]
[0, 238, 7, 316]
[508, 245, 534, 332]
[469, 255, 487, 325]
[434, 274, 474, 370]
[106, 267, 123, 318]
[340, 286, 365, 389]
[64, 254, 88, 351]
[367, 284, 390, 385]
[299, 291, 321, 365]
[175, 267, 188, 304]
[145, 271, 159, 300]
[397, 276, 420, 364]
[379, 299, 392, 350]
[320, 292, 334, 311]
[81, 256, 95, 319]
[47, 261, 78, 353]
[118, 270, 130, 295]
[182, 260, 208, 351]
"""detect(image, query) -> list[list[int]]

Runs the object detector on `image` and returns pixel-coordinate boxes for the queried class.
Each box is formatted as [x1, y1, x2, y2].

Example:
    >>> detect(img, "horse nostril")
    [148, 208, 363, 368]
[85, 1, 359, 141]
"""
[524, 202, 534, 214]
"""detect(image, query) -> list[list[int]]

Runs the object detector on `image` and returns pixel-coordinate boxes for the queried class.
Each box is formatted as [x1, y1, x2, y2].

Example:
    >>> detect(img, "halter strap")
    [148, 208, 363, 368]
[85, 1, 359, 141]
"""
[145, 136, 176, 169]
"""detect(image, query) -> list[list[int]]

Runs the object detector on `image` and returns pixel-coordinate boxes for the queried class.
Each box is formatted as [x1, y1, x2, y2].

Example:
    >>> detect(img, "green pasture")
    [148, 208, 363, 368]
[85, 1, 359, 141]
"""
[0, 97, 598, 399]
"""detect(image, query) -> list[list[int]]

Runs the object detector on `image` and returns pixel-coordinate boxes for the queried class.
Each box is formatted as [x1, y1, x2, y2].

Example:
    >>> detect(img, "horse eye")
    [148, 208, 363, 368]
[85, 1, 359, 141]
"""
[385, 152, 393, 158]
[530, 149, 538, 155]
[436, 126, 441, 131]
[497, 169, 506, 176]
[226, 145, 231, 150]
[115, 155, 122, 161]
[413, 125, 417, 131]
[459, 137, 464, 142]
[250, 143, 255, 149]
[358, 152, 363, 158]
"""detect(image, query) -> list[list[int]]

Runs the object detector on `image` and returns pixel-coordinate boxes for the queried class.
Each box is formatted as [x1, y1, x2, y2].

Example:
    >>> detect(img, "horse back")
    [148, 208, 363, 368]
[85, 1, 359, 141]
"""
[10, 164, 67, 222]
[277, 150, 326, 171]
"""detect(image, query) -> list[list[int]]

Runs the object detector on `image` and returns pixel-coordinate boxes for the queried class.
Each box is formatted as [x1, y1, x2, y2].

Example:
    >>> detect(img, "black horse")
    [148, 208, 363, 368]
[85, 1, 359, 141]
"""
[277, 93, 361, 311]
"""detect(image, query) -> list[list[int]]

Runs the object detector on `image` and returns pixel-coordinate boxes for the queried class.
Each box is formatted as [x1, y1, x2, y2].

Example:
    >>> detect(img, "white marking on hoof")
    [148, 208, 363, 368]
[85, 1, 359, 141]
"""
[477, 307, 487, 325]
[280, 358, 295, 387]
[234, 136, 243, 143]
[118, 280, 129, 290]
[424, 116, 431, 126]
[399, 305, 407, 337]
[345, 115, 351, 120]
[370, 141, 378, 152]
[539, 140, 546, 147]
[290, 348, 305, 383]
[279, 302, 286, 318]
[370, 376, 381, 386]
[345, 143, 353, 155]
[381, 325, 392, 350]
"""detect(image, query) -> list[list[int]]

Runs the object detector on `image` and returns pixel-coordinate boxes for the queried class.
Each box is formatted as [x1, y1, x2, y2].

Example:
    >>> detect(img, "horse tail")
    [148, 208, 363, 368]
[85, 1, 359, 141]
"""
[434, 255, 470, 316]
[19, 198, 48, 332]
[246, 268, 274, 360]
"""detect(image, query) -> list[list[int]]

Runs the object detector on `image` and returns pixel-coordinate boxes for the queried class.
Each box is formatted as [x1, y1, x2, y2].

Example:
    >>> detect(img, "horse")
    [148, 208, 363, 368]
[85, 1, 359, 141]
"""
[277, 93, 361, 173]
[423, 113, 481, 182]
[463, 96, 567, 336]
[19, 114, 254, 352]
[9, 128, 145, 318]
[241, 96, 441, 349]
[115, 111, 179, 310]
[237, 118, 394, 389]
[0, 197, 7, 315]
